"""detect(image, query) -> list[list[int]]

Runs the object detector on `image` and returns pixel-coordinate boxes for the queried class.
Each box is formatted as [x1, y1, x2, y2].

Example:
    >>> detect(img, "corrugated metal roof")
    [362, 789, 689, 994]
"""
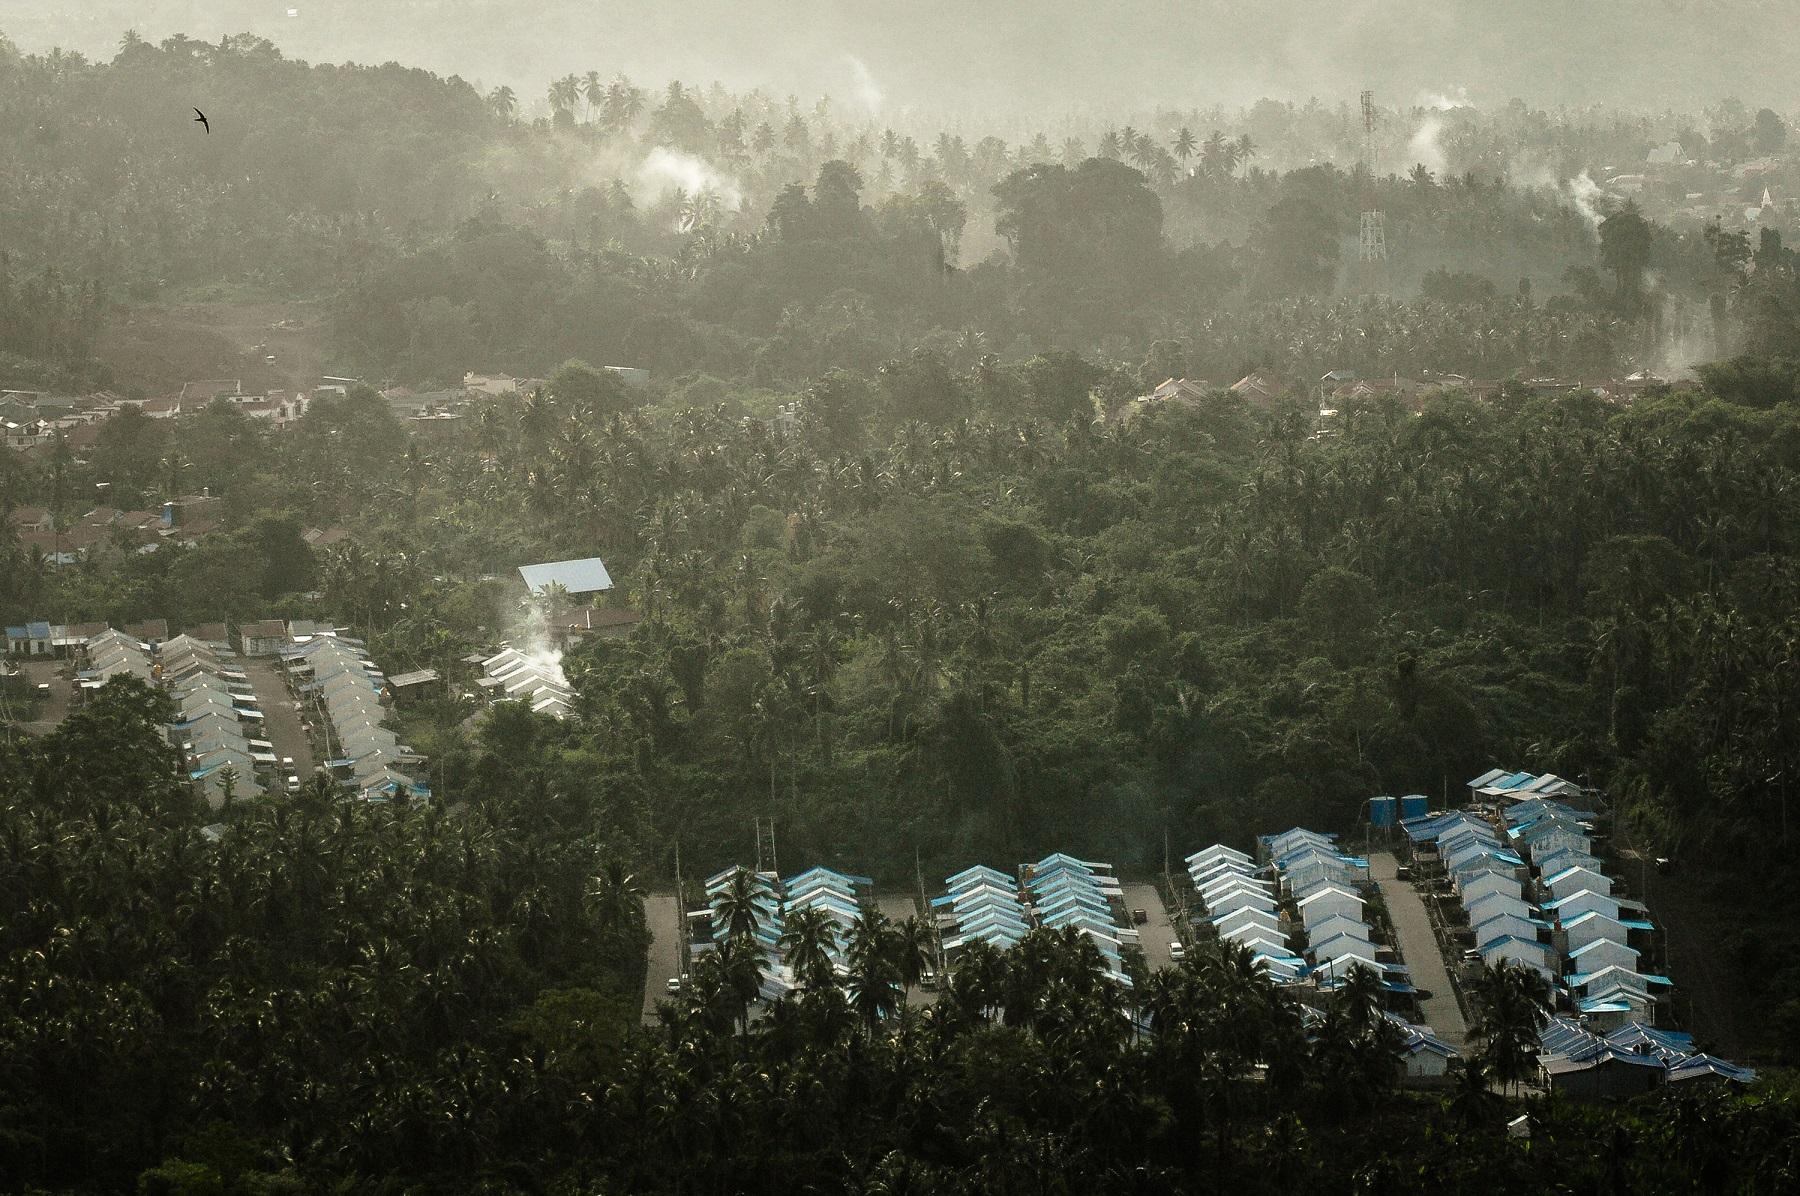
[518, 557, 614, 595]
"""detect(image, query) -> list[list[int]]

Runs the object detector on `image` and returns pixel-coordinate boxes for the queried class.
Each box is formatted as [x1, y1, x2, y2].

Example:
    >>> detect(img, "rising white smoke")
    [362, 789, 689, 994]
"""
[1408, 115, 1448, 177]
[1415, 87, 1471, 112]
[634, 147, 744, 211]
[511, 598, 569, 683]
[845, 54, 884, 113]
[1565, 170, 1605, 231]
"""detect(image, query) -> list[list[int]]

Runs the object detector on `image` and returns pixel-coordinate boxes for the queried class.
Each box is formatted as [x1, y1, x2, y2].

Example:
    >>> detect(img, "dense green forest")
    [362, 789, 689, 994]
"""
[6, 20, 1800, 1193]
[5, 689, 1799, 1191]
[3, 29, 1797, 391]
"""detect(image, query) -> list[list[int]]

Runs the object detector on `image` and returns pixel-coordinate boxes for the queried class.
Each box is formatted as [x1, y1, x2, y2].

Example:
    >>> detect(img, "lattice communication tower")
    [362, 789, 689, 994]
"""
[1358, 89, 1387, 262]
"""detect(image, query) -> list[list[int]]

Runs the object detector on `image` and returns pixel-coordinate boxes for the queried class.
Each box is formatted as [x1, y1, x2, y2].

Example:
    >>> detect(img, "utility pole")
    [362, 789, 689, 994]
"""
[751, 816, 780, 877]
[673, 839, 688, 974]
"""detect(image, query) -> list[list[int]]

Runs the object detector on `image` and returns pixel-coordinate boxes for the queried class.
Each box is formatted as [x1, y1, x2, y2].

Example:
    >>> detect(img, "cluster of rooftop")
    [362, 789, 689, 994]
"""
[1185, 844, 1304, 981]
[37, 623, 271, 806]
[932, 854, 1137, 986]
[160, 630, 272, 806]
[282, 631, 426, 801]
[5, 617, 180, 657]
[694, 865, 874, 1002]
[1018, 854, 1138, 985]
[477, 647, 574, 719]
[1406, 769, 1668, 1027]
[5, 495, 228, 568]
[937, 865, 1029, 956]
[1537, 1017, 1755, 1097]
[1263, 829, 1405, 995]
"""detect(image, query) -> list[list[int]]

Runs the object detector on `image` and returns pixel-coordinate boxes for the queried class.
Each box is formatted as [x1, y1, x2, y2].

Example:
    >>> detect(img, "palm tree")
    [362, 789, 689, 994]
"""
[582, 71, 605, 122]
[486, 86, 517, 122]
[1447, 1056, 1504, 1129]
[711, 866, 767, 945]
[708, 932, 766, 1038]
[1173, 126, 1198, 164]
[586, 855, 643, 934]
[1234, 133, 1256, 173]
[1468, 961, 1551, 1094]
[846, 908, 900, 1031]
[779, 906, 840, 993]
[603, 77, 645, 134]
[890, 914, 935, 1000]
[549, 75, 581, 119]
[1200, 130, 1230, 176]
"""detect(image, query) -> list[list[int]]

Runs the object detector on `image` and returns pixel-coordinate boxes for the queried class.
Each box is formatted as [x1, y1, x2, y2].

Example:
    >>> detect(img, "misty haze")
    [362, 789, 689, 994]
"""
[1, 2, 1796, 1192]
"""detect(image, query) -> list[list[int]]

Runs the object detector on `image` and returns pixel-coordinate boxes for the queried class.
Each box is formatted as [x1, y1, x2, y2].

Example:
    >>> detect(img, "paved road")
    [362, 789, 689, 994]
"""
[1370, 850, 1468, 1046]
[241, 657, 314, 781]
[641, 891, 683, 1024]
[876, 890, 920, 924]
[1122, 882, 1180, 969]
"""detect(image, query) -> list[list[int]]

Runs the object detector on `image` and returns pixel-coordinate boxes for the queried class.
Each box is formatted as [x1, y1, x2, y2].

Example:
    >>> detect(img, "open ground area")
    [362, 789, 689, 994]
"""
[6, 659, 72, 737]
[95, 298, 332, 395]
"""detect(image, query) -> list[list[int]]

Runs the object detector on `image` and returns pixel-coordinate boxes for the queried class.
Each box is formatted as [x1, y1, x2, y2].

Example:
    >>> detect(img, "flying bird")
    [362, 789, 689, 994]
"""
[193, 108, 210, 134]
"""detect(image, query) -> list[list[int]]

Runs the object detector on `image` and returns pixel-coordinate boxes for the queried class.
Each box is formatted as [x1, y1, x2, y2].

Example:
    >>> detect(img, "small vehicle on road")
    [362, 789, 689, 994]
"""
[920, 969, 938, 991]
[1169, 942, 1186, 962]
[1132, 908, 1149, 925]
[665, 976, 685, 995]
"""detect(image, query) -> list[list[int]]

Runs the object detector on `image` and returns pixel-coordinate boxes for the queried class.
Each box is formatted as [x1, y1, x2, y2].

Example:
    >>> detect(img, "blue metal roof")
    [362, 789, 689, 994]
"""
[518, 557, 614, 595]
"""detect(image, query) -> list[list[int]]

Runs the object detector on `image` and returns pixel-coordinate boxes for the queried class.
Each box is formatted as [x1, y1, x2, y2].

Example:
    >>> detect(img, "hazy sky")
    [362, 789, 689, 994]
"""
[5, 1, 1798, 117]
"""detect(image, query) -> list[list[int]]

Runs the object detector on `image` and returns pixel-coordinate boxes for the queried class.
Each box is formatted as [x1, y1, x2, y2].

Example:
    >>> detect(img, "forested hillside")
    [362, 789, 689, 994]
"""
[4, 29, 1797, 392]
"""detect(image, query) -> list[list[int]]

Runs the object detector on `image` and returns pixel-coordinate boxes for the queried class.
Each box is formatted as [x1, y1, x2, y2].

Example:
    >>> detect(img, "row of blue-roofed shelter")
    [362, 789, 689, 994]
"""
[784, 865, 873, 985]
[1404, 806, 1553, 982]
[695, 864, 874, 1002]
[1185, 843, 1305, 982]
[283, 632, 427, 801]
[1496, 789, 1672, 1027]
[697, 865, 789, 1002]
[937, 865, 1030, 957]
[158, 631, 270, 806]
[1263, 828, 1414, 996]
[1019, 853, 1137, 985]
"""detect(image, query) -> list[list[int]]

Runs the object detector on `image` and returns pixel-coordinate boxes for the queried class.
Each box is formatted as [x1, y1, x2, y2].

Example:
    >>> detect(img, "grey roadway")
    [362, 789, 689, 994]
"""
[641, 891, 683, 1024]
[1369, 850, 1468, 1046]
[1121, 882, 1180, 969]
[242, 656, 314, 779]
